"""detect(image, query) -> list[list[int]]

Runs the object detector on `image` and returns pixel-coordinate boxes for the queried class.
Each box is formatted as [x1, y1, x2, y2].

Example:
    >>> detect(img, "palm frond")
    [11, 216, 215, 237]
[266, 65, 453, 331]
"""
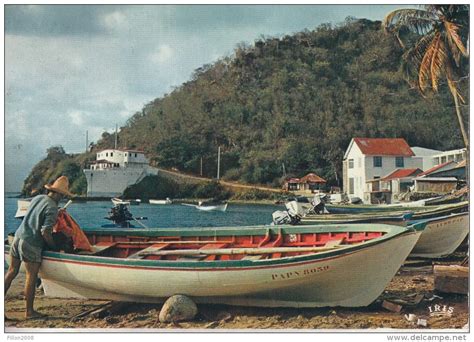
[383, 9, 437, 35]
[443, 21, 468, 64]
[429, 39, 448, 92]
[418, 33, 440, 92]
[402, 32, 435, 74]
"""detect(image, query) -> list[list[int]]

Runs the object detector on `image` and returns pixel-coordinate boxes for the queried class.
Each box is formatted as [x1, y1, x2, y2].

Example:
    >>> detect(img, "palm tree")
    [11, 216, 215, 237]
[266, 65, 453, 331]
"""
[383, 5, 469, 152]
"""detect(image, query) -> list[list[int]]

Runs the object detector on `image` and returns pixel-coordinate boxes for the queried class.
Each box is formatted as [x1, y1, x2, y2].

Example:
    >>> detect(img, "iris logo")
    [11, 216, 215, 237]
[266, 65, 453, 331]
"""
[428, 304, 454, 317]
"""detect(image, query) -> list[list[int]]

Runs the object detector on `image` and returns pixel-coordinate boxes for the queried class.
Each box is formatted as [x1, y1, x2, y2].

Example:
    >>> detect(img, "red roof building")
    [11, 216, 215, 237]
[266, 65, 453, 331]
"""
[282, 173, 326, 192]
[353, 138, 414, 156]
[416, 161, 455, 177]
[381, 168, 423, 181]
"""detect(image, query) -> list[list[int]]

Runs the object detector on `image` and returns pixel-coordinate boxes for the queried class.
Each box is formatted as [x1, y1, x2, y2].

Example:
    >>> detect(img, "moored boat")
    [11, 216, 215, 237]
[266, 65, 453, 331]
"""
[15, 198, 32, 218]
[196, 202, 228, 212]
[409, 212, 469, 258]
[111, 198, 141, 206]
[4, 222, 424, 308]
[299, 211, 413, 225]
[149, 198, 172, 205]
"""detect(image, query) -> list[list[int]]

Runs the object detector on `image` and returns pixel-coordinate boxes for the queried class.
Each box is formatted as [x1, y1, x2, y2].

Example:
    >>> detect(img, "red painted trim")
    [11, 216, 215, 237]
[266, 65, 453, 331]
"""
[41, 233, 408, 272]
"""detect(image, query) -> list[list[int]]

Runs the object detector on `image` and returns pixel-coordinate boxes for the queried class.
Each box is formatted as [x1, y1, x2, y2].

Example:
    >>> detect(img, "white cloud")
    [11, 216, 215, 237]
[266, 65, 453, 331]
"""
[68, 110, 88, 126]
[102, 10, 128, 31]
[149, 45, 175, 64]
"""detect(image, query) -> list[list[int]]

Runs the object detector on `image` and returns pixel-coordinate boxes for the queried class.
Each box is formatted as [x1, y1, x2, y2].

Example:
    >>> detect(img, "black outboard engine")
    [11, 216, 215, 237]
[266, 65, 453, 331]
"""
[106, 204, 134, 228]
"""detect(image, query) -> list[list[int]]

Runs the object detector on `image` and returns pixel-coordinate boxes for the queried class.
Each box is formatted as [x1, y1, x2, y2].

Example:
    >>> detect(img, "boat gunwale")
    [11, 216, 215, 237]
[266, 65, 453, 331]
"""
[4, 223, 423, 269]
[409, 211, 469, 230]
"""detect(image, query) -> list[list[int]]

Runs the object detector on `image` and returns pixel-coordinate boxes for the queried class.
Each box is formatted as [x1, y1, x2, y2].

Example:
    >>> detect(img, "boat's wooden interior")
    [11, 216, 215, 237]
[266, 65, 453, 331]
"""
[77, 230, 385, 261]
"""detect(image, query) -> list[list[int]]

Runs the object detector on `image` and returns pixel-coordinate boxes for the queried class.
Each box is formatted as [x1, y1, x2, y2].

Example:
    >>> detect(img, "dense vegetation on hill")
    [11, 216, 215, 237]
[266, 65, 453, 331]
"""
[22, 146, 94, 196]
[22, 18, 468, 196]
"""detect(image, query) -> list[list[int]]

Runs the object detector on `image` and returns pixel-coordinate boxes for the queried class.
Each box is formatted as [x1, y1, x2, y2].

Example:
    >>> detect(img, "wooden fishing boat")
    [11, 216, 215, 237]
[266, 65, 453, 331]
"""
[4, 223, 424, 308]
[326, 201, 467, 216]
[299, 211, 413, 225]
[325, 203, 426, 214]
[410, 212, 469, 258]
[410, 201, 468, 220]
[299, 203, 468, 259]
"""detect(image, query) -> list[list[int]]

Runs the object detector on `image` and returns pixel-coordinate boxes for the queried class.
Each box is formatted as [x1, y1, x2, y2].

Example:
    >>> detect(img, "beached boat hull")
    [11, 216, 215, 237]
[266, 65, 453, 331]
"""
[410, 212, 469, 258]
[5, 224, 421, 308]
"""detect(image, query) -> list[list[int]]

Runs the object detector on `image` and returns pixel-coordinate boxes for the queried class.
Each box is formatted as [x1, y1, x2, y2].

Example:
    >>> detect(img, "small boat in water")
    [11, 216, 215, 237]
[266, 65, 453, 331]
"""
[149, 198, 172, 205]
[196, 202, 228, 212]
[15, 198, 32, 218]
[4, 222, 424, 307]
[111, 198, 141, 206]
[183, 201, 228, 212]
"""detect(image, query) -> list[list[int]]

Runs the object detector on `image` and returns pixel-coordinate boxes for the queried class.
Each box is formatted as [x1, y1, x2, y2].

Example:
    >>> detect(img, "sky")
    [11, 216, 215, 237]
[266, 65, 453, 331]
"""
[4, 4, 410, 192]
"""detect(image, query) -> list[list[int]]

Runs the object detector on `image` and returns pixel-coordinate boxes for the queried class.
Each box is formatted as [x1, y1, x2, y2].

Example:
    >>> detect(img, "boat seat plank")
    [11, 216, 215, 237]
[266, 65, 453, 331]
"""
[77, 243, 117, 255]
[127, 243, 170, 259]
[325, 239, 345, 248]
[176, 255, 207, 262]
[241, 255, 264, 261]
[201, 243, 228, 261]
[200, 243, 229, 249]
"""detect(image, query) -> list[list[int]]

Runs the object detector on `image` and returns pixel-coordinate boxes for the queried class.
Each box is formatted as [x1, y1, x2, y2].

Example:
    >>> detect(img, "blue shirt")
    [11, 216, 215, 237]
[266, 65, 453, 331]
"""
[15, 195, 59, 248]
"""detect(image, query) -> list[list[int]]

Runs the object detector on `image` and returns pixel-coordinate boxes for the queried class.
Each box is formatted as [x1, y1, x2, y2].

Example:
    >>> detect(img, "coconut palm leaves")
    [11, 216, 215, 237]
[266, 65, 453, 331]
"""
[383, 5, 469, 147]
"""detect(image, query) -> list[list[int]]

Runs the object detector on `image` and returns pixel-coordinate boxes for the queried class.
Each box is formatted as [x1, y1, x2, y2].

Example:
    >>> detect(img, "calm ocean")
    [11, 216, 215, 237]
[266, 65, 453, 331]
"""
[4, 194, 284, 235]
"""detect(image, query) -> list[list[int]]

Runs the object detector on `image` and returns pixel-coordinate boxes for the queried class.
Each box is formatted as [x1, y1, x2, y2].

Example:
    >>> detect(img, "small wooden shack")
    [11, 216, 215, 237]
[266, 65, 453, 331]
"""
[282, 173, 326, 193]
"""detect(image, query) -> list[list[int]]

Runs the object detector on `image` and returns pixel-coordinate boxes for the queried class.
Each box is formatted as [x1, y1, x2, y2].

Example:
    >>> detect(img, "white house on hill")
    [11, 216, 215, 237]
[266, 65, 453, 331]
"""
[83, 149, 158, 197]
[342, 138, 423, 203]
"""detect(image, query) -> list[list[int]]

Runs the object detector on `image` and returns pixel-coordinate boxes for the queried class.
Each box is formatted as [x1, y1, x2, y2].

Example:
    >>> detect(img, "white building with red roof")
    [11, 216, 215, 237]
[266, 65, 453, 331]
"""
[343, 138, 423, 203]
[83, 149, 158, 197]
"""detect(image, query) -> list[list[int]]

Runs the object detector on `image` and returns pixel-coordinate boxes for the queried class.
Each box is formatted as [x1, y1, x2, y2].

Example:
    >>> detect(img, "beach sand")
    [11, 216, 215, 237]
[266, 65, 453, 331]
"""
[4, 262, 468, 331]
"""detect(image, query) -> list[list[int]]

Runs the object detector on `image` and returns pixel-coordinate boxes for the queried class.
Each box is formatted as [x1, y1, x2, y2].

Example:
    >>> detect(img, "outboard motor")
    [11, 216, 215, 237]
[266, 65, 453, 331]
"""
[105, 204, 135, 228]
[309, 193, 329, 215]
[272, 202, 303, 225]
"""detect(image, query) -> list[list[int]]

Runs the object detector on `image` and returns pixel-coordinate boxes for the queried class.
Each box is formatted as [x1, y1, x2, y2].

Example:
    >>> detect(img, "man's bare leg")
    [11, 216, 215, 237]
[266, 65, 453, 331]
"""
[24, 261, 43, 318]
[5, 255, 21, 295]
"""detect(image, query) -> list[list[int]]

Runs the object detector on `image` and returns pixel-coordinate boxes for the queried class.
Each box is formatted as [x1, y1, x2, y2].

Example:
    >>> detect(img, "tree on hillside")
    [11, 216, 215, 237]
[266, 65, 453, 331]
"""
[383, 5, 469, 151]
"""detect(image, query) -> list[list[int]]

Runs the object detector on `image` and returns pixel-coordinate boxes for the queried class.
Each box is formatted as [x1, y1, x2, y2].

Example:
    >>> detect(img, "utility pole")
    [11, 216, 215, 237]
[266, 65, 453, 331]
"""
[114, 124, 118, 149]
[217, 146, 221, 180]
[85, 130, 88, 153]
[200, 157, 203, 176]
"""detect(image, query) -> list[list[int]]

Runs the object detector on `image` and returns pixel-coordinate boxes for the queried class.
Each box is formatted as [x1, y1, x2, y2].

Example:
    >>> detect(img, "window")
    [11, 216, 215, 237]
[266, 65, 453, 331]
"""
[125, 153, 128, 156]
[373, 156, 382, 167]
[349, 178, 354, 195]
[395, 157, 404, 168]
[441, 156, 447, 164]
[135, 153, 137, 157]
[348, 159, 354, 169]
[106, 153, 108, 157]
[111, 152, 113, 157]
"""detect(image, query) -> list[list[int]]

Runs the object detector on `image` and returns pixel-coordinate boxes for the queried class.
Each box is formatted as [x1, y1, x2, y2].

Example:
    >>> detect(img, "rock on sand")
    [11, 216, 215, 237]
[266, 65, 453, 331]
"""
[159, 295, 198, 323]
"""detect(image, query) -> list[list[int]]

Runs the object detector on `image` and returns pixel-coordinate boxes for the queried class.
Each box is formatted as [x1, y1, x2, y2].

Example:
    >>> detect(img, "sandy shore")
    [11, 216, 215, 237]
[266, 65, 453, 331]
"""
[4, 261, 468, 331]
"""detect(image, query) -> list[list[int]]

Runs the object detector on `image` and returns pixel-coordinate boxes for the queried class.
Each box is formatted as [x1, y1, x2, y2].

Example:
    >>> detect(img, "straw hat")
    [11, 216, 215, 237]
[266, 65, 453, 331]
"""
[44, 176, 75, 197]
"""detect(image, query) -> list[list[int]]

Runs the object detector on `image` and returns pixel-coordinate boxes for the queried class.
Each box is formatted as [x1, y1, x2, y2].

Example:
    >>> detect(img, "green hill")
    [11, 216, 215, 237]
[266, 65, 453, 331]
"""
[22, 18, 468, 196]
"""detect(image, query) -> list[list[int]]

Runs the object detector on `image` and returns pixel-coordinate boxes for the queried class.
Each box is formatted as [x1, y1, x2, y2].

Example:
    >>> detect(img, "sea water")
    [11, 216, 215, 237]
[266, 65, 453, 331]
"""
[4, 194, 284, 234]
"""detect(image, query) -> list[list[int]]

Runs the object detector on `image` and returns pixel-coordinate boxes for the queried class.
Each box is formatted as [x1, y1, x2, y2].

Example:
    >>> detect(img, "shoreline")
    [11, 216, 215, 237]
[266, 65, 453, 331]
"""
[5, 262, 468, 330]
